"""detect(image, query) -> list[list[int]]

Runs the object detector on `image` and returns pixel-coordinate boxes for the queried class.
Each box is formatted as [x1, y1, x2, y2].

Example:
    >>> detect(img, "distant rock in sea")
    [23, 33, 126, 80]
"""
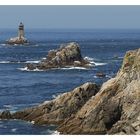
[26, 42, 92, 70]
[1, 48, 140, 135]
[6, 22, 28, 45]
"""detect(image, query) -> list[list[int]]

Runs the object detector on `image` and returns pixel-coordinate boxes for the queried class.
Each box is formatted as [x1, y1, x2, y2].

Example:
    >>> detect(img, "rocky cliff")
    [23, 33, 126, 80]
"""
[26, 42, 91, 70]
[58, 48, 140, 134]
[0, 48, 140, 135]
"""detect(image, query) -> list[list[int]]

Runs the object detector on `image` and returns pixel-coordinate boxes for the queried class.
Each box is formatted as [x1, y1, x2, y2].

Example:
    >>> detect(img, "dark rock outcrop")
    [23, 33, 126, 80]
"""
[26, 42, 91, 70]
[0, 110, 12, 119]
[96, 72, 106, 78]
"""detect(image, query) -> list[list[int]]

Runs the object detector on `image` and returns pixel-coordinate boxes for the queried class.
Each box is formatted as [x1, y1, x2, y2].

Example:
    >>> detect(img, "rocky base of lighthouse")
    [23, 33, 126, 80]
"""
[6, 36, 28, 45]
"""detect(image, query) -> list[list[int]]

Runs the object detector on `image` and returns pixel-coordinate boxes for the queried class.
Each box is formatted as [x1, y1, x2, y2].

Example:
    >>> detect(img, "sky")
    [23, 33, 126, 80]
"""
[0, 6, 140, 29]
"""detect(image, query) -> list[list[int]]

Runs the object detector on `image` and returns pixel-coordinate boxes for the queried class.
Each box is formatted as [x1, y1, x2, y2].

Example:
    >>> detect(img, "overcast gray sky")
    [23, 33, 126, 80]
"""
[0, 6, 140, 29]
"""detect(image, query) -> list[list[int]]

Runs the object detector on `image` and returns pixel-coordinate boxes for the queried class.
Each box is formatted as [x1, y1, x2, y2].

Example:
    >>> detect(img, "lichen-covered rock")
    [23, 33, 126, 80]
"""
[5, 82, 99, 125]
[26, 42, 91, 70]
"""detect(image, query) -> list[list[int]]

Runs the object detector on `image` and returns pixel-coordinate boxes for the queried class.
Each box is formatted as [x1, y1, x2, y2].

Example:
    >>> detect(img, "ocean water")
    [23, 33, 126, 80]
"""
[0, 29, 140, 134]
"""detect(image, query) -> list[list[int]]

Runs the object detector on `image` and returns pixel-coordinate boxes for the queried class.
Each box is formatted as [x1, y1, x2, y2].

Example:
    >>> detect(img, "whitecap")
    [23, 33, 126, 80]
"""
[84, 56, 107, 66]
[0, 43, 7, 46]
[11, 128, 17, 132]
[52, 94, 58, 99]
[3, 104, 13, 108]
[94, 62, 107, 66]
[0, 61, 11, 64]
[18, 67, 28, 71]
[42, 57, 46, 60]
[25, 60, 40, 64]
[84, 56, 94, 61]
[52, 130, 60, 135]
[60, 67, 87, 70]
[0, 60, 40, 64]
[18, 67, 44, 72]
[31, 121, 35, 124]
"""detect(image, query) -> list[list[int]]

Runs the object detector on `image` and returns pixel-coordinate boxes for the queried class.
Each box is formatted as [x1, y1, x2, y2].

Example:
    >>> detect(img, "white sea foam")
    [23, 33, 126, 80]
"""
[3, 104, 13, 108]
[25, 60, 40, 64]
[42, 57, 46, 60]
[84, 56, 94, 62]
[84, 56, 107, 66]
[52, 130, 60, 135]
[52, 94, 58, 99]
[0, 60, 40, 64]
[31, 121, 35, 124]
[0, 43, 7, 46]
[94, 62, 107, 66]
[18, 66, 88, 72]
[18, 67, 44, 72]
[60, 67, 87, 70]
[11, 128, 17, 132]
[94, 74, 112, 79]
[0, 61, 11, 64]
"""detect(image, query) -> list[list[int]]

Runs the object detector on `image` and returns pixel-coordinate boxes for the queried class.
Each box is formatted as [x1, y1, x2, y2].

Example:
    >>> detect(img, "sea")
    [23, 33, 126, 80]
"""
[0, 29, 140, 134]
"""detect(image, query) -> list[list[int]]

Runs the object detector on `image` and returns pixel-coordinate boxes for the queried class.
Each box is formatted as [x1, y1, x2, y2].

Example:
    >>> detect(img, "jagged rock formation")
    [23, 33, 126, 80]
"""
[1, 48, 140, 135]
[0, 82, 99, 125]
[58, 48, 140, 134]
[26, 42, 91, 70]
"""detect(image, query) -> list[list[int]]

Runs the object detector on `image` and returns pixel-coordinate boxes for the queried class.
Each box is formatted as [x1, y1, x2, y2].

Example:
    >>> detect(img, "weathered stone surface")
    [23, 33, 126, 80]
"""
[58, 48, 140, 134]
[5, 82, 99, 125]
[26, 42, 91, 70]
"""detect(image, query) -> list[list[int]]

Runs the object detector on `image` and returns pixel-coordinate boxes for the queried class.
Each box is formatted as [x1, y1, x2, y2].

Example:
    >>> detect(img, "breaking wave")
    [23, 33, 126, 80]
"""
[0, 60, 40, 64]
[51, 130, 60, 135]
[18, 66, 88, 72]
[60, 67, 87, 70]
[17, 67, 43, 72]
[84, 56, 107, 66]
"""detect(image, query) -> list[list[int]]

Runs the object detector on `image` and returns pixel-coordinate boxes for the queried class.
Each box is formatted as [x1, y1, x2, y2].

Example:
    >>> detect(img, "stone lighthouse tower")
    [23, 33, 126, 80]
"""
[7, 22, 28, 45]
[18, 22, 24, 39]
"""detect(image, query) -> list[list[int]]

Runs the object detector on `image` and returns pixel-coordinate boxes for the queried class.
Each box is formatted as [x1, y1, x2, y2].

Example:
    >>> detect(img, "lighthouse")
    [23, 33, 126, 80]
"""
[18, 22, 24, 39]
[7, 22, 28, 45]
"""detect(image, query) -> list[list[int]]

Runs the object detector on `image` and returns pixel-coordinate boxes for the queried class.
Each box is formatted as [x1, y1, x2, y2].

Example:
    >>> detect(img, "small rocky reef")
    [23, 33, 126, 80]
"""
[1, 48, 140, 135]
[26, 42, 91, 70]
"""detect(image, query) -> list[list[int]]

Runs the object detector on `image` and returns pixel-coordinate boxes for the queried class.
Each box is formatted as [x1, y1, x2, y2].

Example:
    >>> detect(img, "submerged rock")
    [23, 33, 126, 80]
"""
[26, 42, 91, 70]
[96, 72, 106, 78]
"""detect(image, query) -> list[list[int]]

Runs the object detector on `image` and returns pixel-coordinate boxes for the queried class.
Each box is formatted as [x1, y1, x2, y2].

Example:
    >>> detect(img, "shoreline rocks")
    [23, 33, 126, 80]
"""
[1, 48, 140, 135]
[26, 42, 92, 70]
[0, 82, 100, 125]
